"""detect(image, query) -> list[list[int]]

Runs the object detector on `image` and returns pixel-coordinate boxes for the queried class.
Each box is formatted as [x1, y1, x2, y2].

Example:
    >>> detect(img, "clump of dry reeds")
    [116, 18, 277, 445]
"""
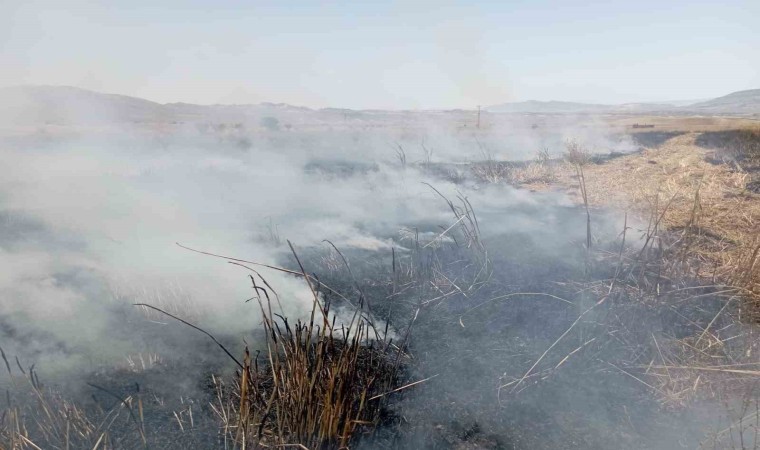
[563, 138, 591, 168]
[215, 312, 401, 449]
[0, 239, 409, 450]
[182, 243, 407, 449]
[470, 147, 557, 186]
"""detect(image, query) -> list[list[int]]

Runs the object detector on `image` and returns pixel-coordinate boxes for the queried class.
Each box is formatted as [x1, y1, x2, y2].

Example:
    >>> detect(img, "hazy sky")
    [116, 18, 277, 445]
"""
[1, 0, 758, 109]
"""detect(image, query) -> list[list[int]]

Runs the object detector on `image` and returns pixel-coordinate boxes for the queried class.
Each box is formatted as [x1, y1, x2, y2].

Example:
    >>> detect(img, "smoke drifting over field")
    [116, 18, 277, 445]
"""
[0, 89, 629, 368]
[0, 88, 756, 448]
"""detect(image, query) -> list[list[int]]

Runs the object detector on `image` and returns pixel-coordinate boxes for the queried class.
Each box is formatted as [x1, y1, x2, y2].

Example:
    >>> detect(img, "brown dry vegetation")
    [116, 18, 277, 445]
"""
[474, 122, 760, 431]
[3, 117, 760, 450]
[214, 254, 403, 450]
[603, 115, 760, 133]
[519, 125, 760, 300]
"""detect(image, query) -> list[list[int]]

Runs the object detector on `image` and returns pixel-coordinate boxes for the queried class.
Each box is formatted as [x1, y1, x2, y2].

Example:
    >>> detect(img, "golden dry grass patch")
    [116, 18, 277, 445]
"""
[524, 131, 760, 295]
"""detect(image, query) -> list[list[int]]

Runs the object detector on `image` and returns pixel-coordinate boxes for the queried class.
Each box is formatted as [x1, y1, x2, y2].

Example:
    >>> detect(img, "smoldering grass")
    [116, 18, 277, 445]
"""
[1, 250, 410, 450]
[3, 126, 760, 448]
[1, 368, 120, 449]
[143, 243, 407, 448]
[170, 245, 406, 449]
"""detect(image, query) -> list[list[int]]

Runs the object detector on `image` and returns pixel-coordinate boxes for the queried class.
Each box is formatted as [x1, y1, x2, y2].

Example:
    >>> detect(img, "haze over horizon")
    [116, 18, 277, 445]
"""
[2, 0, 758, 110]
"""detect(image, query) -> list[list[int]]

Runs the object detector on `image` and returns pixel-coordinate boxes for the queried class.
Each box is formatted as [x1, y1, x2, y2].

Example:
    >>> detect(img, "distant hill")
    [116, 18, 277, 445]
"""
[0, 85, 758, 126]
[486, 90, 758, 115]
[684, 89, 760, 114]
[0, 85, 168, 125]
[0, 85, 318, 126]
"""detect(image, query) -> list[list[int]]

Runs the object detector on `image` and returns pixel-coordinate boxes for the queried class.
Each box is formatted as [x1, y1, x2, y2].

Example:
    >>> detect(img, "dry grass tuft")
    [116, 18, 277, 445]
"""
[563, 138, 592, 167]
[201, 243, 406, 449]
[471, 148, 557, 186]
[215, 301, 402, 449]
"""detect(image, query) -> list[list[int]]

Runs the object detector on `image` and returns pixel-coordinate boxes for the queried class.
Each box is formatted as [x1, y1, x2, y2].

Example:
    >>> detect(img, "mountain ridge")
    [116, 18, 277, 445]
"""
[0, 85, 758, 125]
[486, 89, 759, 115]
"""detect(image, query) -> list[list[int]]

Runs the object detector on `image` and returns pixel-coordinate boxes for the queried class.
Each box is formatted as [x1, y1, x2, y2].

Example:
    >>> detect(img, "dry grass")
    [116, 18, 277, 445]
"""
[0, 364, 148, 449]
[1, 243, 408, 450]
[520, 129, 760, 300]
[471, 148, 557, 186]
[476, 126, 760, 437]
[215, 284, 403, 449]
[173, 243, 408, 449]
[603, 115, 760, 134]
[3, 120, 759, 449]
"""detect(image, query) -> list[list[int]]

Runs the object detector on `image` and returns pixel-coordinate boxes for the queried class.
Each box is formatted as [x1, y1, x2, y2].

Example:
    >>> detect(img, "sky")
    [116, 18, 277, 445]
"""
[1, 0, 758, 109]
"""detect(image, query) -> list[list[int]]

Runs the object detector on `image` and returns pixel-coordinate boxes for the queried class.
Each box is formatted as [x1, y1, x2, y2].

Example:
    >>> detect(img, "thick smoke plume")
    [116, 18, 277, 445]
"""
[0, 88, 630, 370]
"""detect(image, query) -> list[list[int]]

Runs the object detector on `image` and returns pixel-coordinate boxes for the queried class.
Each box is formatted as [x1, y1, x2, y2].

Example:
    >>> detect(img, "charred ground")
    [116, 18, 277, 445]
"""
[1, 114, 759, 449]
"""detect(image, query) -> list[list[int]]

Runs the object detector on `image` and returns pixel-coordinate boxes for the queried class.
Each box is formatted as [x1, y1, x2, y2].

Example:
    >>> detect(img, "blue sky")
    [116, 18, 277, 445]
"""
[1, 0, 758, 109]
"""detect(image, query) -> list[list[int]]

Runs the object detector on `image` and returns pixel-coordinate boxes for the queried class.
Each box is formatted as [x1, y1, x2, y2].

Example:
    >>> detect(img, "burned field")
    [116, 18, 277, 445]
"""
[0, 115, 759, 449]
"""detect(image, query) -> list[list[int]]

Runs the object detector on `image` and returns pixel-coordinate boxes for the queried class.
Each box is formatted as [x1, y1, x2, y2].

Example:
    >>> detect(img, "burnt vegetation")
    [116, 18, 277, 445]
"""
[2, 127, 760, 449]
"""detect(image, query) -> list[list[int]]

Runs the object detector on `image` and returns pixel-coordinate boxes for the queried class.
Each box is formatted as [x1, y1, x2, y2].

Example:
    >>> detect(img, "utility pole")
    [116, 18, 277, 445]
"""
[477, 105, 481, 129]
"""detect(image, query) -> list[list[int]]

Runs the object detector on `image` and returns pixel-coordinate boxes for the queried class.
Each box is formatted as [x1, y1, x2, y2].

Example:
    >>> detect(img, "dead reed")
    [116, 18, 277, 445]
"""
[0, 358, 148, 450]
[174, 242, 406, 449]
